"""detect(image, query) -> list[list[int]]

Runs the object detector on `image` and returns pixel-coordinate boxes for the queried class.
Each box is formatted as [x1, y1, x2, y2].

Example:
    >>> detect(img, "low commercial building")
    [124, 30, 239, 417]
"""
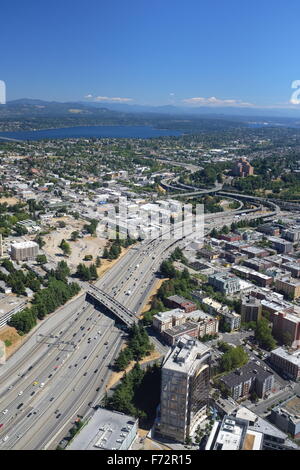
[240, 246, 269, 259]
[189, 310, 219, 337]
[275, 277, 300, 299]
[153, 309, 218, 345]
[220, 360, 275, 400]
[0, 280, 12, 294]
[282, 228, 300, 243]
[205, 415, 262, 450]
[68, 408, 138, 450]
[197, 247, 219, 260]
[165, 295, 197, 313]
[152, 309, 185, 333]
[270, 395, 300, 438]
[269, 347, 300, 380]
[257, 224, 281, 237]
[208, 272, 240, 295]
[10, 241, 39, 261]
[243, 257, 273, 272]
[282, 262, 300, 278]
[163, 321, 200, 346]
[220, 233, 242, 242]
[268, 237, 293, 254]
[232, 265, 272, 288]
[234, 407, 297, 450]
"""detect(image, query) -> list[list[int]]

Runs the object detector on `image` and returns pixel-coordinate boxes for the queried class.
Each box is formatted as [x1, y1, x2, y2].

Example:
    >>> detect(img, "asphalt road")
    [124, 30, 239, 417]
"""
[0, 204, 276, 449]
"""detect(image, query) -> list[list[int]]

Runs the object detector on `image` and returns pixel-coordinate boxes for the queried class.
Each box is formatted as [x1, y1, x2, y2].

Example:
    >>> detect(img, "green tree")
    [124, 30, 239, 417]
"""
[36, 254, 47, 265]
[59, 239, 71, 257]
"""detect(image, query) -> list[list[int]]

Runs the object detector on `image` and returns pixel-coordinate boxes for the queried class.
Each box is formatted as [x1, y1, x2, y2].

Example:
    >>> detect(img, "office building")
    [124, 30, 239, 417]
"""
[157, 336, 211, 442]
[241, 295, 262, 324]
[270, 395, 300, 438]
[232, 158, 254, 178]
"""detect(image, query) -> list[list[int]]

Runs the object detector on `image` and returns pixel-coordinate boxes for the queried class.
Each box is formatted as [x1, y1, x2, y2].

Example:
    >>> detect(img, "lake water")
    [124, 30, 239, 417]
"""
[0, 125, 183, 141]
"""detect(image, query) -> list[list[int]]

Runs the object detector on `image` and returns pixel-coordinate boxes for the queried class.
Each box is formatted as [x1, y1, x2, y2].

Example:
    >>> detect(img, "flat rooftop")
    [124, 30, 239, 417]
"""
[10, 240, 38, 249]
[271, 347, 300, 366]
[68, 408, 137, 450]
[163, 335, 210, 373]
[280, 395, 300, 419]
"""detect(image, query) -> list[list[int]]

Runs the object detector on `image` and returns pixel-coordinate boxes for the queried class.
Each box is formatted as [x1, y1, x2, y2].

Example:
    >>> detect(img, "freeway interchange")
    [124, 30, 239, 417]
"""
[0, 200, 277, 450]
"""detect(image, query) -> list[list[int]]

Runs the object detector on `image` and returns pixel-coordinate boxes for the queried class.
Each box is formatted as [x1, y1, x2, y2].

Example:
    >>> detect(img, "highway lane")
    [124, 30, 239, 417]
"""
[12, 325, 121, 450]
[0, 200, 277, 449]
[0, 302, 121, 449]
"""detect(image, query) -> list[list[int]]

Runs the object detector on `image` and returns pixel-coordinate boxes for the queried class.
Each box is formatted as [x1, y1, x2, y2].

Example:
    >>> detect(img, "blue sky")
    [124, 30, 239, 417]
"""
[1, 0, 300, 108]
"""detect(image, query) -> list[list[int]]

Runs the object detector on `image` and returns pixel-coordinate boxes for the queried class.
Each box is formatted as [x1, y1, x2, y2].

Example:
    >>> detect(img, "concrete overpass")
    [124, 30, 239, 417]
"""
[86, 285, 138, 328]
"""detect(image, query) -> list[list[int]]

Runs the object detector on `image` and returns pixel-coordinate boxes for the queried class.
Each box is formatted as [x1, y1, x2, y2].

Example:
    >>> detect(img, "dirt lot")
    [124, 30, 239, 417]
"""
[0, 197, 21, 205]
[0, 326, 23, 359]
[140, 278, 168, 316]
[42, 216, 107, 271]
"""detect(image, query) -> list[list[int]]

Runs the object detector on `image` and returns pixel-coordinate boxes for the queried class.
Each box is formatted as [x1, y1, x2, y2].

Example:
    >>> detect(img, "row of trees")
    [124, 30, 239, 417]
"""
[102, 236, 136, 260]
[8, 261, 80, 333]
[104, 362, 161, 423]
[113, 324, 154, 371]
[0, 259, 41, 295]
[76, 263, 98, 281]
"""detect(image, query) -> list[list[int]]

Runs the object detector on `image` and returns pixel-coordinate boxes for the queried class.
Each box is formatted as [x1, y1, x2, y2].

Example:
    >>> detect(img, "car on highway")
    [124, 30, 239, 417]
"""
[2, 435, 9, 442]
[40, 383, 45, 388]
[18, 391, 23, 396]
[0, 424, 3, 428]
[2, 410, 8, 415]
[33, 381, 38, 386]
[17, 403, 23, 409]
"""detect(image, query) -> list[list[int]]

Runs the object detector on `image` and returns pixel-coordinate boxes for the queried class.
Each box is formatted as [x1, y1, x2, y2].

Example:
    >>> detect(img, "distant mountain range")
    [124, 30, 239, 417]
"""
[1, 99, 300, 131]
[0, 98, 300, 121]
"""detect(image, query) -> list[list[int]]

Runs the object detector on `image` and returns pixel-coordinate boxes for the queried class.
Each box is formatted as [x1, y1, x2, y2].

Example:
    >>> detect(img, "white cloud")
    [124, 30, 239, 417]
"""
[95, 96, 133, 103]
[84, 94, 93, 99]
[182, 96, 254, 107]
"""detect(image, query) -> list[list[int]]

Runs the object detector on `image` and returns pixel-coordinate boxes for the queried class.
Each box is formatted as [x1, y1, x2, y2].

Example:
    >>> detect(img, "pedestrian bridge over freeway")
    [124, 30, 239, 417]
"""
[86, 285, 138, 328]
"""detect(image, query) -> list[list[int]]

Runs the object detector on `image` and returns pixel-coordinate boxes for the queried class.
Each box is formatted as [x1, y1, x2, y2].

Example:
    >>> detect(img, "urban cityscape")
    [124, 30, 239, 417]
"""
[1, 0, 300, 460]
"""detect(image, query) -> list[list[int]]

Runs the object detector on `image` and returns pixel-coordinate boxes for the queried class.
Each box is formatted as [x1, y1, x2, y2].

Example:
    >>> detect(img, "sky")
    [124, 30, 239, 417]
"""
[1, 0, 300, 109]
